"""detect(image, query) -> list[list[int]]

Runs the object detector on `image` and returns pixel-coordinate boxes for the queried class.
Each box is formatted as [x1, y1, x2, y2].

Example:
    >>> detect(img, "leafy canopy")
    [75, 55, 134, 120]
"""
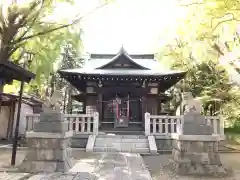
[159, 0, 240, 126]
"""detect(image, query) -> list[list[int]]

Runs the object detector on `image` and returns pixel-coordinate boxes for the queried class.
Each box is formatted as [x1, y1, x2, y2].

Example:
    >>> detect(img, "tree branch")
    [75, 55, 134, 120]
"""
[13, 1, 44, 44]
[211, 14, 240, 32]
[213, 43, 224, 55]
[8, 42, 26, 59]
[13, 2, 107, 45]
[179, 0, 217, 6]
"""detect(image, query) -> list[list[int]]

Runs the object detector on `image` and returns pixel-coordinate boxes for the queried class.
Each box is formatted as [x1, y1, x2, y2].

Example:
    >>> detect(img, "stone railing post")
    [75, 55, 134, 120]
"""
[220, 118, 225, 139]
[93, 112, 99, 135]
[145, 112, 150, 136]
[176, 116, 183, 134]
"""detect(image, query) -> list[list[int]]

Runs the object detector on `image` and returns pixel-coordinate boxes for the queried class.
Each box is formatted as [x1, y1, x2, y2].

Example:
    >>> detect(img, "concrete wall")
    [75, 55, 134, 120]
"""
[155, 137, 227, 152]
[69, 134, 174, 151]
[68, 134, 226, 152]
[0, 106, 10, 139]
[155, 137, 174, 152]
[13, 103, 33, 137]
[70, 134, 89, 148]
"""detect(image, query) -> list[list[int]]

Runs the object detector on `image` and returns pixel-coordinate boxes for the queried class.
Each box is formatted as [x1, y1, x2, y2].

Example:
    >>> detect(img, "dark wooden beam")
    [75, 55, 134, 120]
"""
[0, 61, 35, 83]
[96, 86, 148, 95]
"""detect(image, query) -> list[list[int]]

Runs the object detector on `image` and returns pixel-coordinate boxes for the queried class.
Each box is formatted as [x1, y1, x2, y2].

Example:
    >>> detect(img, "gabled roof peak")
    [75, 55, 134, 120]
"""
[118, 45, 128, 55]
[96, 46, 149, 70]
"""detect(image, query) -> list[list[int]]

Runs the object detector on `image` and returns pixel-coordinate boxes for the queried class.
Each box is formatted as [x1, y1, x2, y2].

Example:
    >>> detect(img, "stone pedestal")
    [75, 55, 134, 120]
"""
[19, 112, 73, 173]
[169, 113, 232, 177]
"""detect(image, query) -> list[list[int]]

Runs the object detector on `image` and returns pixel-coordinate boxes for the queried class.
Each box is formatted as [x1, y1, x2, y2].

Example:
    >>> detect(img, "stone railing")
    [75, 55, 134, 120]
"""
[145, 113, 224, 138]
[25, 112, 99, 135]
[25, 114, 40, 132]
[145, 113, 182, 135]
[205, 116, 224, 138]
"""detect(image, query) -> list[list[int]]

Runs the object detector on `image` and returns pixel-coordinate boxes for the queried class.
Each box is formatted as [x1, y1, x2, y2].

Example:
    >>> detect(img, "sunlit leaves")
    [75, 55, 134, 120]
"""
[163, 0, 240, 126]
[0, 0, 84, 96]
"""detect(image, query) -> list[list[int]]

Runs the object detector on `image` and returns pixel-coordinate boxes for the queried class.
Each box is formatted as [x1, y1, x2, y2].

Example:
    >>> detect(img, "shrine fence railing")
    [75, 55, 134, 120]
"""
[25, 112, 99, 135]
[144, 113, 224, 139]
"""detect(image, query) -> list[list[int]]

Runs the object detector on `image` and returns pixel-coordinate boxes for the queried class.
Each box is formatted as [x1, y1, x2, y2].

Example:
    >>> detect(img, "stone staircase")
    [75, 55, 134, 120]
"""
[92, 134, 151, 154]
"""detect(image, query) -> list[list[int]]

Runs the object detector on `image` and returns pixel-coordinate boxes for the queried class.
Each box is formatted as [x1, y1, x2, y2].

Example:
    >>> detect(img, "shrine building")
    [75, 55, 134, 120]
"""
[58, 47, 186, 132]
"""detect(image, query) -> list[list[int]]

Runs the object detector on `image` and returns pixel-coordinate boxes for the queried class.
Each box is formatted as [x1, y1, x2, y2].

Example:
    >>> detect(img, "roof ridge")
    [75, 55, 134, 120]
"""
[96, 47, 150, 70]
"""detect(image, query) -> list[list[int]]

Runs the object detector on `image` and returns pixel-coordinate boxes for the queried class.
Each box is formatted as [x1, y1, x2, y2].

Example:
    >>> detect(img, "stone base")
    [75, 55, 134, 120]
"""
[168, 159, 233, 177]
[19, 158, 73, 173]
[168, 138, 233, 177]
[18, 131, 74, 173]
[18, 147, 74, 173]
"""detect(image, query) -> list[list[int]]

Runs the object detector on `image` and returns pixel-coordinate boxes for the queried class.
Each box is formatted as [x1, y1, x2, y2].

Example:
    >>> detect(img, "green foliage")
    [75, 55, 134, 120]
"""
[162, 0, 240, 127]
[225, 128, 240, 134]
[0, 0, 84, 97]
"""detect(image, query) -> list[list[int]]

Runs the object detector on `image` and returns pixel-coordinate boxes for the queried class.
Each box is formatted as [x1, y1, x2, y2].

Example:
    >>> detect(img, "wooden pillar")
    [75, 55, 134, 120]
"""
[98, 93, 103, 126]
[83, 96, 86, 114]
[141, 96, 146, 128]
[157, 98, 161, 115]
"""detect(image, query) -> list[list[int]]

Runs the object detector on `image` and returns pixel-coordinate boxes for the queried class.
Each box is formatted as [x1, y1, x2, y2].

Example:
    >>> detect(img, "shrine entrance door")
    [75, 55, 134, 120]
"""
[101, 91, 143, 131]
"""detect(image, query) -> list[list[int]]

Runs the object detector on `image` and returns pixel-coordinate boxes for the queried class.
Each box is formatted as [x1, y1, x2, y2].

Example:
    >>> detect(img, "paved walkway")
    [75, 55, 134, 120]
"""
[0, 153, 153, 180]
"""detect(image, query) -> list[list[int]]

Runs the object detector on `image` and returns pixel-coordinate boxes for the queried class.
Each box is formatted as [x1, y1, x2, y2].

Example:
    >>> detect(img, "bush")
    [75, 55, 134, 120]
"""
[225, 128, 240, 134]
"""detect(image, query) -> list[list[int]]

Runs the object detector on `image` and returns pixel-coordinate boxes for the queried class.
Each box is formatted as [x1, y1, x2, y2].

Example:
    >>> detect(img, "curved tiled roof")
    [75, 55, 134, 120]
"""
[96, 47, 149, 69]
[82, 58, 160, 70]
[0, 61, 35, 83]
[60, 68, 186, 77]
[81, 47, 167, 72]
[59, 47, 186, 77]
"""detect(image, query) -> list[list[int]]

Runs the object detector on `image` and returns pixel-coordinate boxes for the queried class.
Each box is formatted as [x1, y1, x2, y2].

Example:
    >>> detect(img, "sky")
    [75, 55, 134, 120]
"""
[77, 0, 188, 54]
[48, 0, 188, 54]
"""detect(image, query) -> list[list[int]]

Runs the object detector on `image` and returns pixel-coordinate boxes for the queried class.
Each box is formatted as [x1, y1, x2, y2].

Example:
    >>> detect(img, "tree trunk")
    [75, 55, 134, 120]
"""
[0, 83, 4, 93]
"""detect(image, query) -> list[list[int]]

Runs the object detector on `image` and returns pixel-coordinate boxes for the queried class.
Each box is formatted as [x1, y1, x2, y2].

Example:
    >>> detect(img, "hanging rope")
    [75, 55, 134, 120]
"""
[127, 94, 130, 119]
[116, 99, 119, 119]
[97, 96, 143, 121]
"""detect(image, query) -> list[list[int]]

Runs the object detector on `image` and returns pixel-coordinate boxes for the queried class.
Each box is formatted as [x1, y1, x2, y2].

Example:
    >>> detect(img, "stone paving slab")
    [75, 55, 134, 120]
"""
[143, 154, 240, 180]
[92, 153, 153, 180]
[0, 172, 29, 180]
[0, 152, 153, 180]
[2, 152, 240, 180]
[0, 172, 97, 180]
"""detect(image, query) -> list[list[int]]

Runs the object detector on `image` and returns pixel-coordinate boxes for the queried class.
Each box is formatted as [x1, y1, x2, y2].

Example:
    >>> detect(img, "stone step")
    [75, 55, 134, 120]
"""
[95, 138, 148, 144]
[97, 134, 146, 139]
[93, 147, 150, 153]
[94, 143, 149, 148]
[93, 134, 150, 153]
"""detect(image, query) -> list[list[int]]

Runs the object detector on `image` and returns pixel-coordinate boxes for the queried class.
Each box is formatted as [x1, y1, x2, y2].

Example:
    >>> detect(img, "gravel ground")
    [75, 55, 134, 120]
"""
[142, 153, 240, 180]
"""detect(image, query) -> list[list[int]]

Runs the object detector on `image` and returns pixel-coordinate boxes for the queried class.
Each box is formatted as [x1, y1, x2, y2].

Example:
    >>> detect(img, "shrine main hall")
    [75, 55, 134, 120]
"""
[59, 47, 186, 131]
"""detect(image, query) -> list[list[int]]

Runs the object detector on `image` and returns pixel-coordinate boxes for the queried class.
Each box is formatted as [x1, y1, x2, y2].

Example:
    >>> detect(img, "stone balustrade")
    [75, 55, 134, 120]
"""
[145, 113, 224, 138]
[26, 112, 99, 135]
[205, 116, 224, 137]
[145, 114, 182, 135]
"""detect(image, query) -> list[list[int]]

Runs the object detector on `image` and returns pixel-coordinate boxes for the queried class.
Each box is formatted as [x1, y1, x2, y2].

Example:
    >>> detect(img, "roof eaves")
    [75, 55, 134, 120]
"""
[0, 61, 35, 82]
